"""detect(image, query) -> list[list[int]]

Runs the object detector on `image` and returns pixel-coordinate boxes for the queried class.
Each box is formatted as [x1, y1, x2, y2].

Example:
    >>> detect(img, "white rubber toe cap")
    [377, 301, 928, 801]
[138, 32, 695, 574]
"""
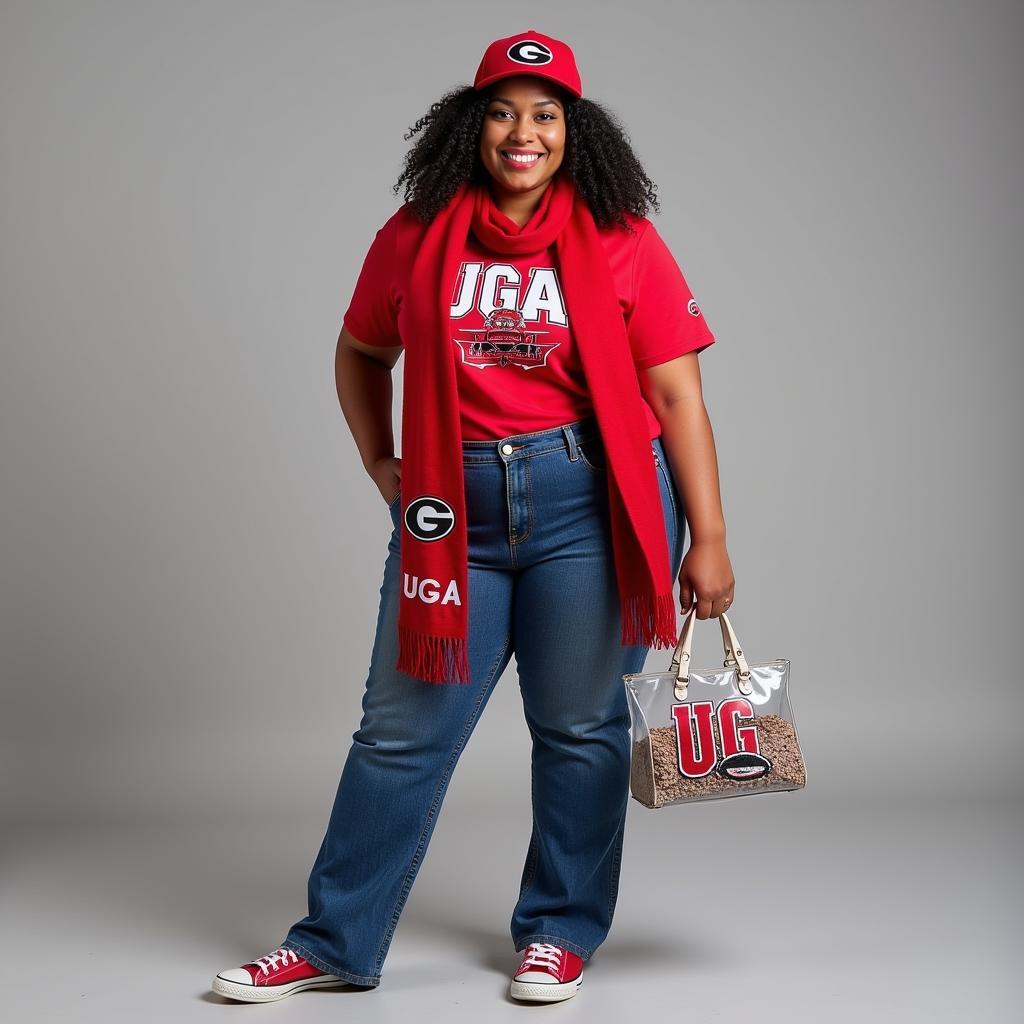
[216, 968, 255, 986]
[515, 970, 559, 983]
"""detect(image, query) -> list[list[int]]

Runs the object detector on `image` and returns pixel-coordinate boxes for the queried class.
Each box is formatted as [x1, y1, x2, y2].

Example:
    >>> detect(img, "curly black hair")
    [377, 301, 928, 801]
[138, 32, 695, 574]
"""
[392, 84, 660, 234]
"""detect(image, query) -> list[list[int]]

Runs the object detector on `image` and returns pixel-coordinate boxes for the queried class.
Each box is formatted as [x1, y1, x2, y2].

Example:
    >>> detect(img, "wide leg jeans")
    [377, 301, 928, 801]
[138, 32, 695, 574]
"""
[279, 416, 686, 986]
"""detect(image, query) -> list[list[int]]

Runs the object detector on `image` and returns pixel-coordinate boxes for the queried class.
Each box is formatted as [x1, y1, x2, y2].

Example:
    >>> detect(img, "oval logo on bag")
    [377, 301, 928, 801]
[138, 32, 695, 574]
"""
[716, 751, 772, 781]
[403, 496, 455, 542]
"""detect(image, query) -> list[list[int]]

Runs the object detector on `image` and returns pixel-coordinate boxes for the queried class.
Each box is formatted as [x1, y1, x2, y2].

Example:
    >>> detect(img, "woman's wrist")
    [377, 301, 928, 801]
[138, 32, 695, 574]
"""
[688, 527, 727, 546]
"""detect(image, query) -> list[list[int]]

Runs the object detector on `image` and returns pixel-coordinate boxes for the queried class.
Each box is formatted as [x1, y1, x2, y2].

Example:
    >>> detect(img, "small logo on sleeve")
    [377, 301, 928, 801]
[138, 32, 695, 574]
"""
[687, 299, 701, 317]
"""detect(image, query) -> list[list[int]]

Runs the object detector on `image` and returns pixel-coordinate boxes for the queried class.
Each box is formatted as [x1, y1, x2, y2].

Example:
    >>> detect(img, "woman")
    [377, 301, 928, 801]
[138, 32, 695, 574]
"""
[212, 28, 735, 1005]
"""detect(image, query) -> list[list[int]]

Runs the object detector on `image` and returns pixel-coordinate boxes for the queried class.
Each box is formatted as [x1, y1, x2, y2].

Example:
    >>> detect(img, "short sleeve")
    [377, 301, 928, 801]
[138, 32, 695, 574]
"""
[627, 222, 716, 369]
[342, 217, 402, 348]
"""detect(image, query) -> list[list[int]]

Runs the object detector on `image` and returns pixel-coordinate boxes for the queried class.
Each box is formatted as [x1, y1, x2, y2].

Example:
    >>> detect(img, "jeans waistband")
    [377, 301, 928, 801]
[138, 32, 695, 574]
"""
[461, 415, 602, 465]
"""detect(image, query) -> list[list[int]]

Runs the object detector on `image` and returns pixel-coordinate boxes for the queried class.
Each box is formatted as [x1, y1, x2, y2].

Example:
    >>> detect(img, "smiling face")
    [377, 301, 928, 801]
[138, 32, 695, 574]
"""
[479, 76, 567, 196]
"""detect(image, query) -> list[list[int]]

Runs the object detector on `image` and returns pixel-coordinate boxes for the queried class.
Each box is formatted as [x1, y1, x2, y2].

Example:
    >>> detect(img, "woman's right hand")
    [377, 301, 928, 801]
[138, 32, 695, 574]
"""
[371, 455, 402, 507]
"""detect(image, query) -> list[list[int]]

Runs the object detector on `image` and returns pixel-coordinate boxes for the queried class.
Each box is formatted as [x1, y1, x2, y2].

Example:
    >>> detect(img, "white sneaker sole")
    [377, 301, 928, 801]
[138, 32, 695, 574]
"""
[509, 974, 583, 1002]
[211, 972, 349, 1003]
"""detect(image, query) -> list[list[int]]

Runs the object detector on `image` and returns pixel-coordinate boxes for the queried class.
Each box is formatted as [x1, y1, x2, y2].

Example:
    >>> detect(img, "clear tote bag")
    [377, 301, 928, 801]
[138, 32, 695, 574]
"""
[623, 605, 807, 809]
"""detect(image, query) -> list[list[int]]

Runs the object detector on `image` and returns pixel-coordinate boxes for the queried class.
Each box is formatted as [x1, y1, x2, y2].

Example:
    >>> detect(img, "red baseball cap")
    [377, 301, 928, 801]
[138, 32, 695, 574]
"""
[473, 29, 583, 99]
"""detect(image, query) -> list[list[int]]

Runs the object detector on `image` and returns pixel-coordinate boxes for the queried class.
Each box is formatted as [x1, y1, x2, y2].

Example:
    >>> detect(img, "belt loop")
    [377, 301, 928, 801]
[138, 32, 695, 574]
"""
[562, 423, 579, 461]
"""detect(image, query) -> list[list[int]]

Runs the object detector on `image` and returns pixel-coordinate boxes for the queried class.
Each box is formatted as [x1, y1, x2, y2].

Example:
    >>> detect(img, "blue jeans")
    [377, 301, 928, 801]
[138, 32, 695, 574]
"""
[279, 416, 685, 987]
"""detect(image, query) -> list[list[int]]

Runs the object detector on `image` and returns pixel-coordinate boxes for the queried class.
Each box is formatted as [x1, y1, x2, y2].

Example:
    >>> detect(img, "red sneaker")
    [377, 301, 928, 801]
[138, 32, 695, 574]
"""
[212, 946, 348, 1003]
[509, 942, 584, 1002]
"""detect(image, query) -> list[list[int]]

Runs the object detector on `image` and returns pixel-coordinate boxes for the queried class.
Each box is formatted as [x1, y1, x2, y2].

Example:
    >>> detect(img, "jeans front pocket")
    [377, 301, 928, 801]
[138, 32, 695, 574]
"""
[652, 439, 684, 574]
[387, 492, 402, 538]
[576, 437, 606, 474]
[652, 445, 675, 522]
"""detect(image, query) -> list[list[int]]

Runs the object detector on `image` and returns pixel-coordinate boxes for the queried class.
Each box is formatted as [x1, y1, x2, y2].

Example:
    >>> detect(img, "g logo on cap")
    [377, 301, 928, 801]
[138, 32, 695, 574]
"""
[507, 39, 553, 66]
[474, 29, 583, 99]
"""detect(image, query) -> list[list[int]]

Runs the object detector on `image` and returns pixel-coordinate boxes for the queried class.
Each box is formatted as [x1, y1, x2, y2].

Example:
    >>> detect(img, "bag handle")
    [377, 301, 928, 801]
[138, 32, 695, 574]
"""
[669, 605, 753, 700]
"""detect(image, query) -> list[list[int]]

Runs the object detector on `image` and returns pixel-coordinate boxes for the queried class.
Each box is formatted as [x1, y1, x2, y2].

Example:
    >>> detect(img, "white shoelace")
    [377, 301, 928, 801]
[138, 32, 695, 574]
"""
[520, 942, 563, 970]
[253, 948, 298, 975]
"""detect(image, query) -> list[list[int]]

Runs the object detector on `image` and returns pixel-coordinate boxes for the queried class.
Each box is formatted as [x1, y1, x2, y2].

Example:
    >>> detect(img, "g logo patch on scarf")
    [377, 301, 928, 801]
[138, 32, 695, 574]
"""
[403, 496, 456, 542]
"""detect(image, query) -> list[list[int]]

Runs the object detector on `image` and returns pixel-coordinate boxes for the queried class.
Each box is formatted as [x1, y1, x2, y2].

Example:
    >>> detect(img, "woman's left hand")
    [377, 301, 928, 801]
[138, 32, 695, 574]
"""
[677, 539, 736, 619]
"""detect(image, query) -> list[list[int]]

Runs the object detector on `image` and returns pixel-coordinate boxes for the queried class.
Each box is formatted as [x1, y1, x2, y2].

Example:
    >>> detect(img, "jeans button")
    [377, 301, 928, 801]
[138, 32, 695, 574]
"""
[501, 443, 515, 455]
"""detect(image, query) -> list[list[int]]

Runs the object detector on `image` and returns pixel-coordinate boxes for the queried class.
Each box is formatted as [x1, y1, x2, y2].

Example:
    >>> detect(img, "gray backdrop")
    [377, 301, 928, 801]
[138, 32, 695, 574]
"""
[1, 2, 1020, 1021]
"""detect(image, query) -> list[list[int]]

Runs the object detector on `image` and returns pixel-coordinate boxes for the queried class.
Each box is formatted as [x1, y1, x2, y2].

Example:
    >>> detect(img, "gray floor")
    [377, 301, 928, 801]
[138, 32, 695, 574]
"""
[2, 794, 1017, 1022]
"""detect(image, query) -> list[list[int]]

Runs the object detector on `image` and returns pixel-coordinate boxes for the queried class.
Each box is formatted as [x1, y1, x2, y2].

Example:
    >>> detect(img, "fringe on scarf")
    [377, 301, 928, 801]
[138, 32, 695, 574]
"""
[621, 591, 679, 650]
[397, 625, 471, 685]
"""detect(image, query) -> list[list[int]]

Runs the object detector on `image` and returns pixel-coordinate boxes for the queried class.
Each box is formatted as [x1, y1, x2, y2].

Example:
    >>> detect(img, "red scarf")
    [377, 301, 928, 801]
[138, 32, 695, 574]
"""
[397, 171, 678, 684]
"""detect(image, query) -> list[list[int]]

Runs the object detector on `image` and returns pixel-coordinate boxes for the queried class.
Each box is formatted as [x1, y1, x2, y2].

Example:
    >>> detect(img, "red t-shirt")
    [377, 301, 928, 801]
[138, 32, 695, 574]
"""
[342, 204, 716, 440]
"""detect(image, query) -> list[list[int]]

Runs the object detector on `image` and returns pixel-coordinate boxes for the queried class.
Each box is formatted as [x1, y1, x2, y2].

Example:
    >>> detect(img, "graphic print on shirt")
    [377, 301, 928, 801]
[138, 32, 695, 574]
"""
[450, 260, 567, 371]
